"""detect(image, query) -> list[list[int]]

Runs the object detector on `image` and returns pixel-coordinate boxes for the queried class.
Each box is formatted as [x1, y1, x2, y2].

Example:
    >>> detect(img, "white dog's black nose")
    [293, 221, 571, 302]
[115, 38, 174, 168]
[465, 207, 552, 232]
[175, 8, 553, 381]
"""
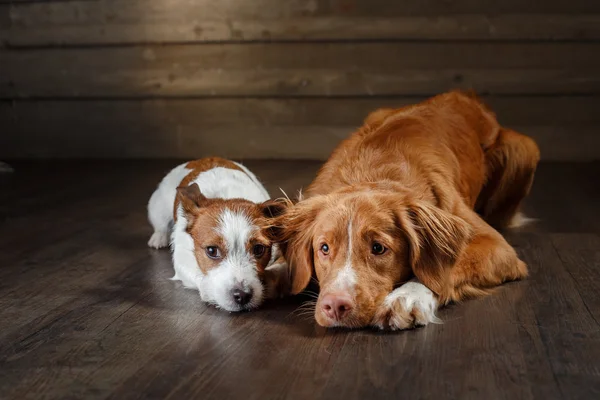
[232, 286, 253, 306]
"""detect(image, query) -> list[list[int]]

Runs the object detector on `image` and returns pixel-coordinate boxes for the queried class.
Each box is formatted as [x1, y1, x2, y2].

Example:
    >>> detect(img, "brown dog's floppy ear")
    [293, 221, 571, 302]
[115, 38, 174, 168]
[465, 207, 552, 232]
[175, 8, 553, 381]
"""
[260, 198, 290, 245]
[176, 183, 207, 214]
[269, 199, 320, 295]
[403, 201, 471, 300]
[286, 228, 315, 295]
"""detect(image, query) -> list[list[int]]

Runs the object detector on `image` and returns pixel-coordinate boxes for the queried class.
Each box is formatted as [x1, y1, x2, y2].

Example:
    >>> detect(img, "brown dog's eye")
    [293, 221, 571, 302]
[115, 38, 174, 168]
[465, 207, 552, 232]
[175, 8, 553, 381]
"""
[206, 246, 222, 259]
[320, 243, 330, 255]
[253, 244, 266, 257]
[372, 242, 386, 255]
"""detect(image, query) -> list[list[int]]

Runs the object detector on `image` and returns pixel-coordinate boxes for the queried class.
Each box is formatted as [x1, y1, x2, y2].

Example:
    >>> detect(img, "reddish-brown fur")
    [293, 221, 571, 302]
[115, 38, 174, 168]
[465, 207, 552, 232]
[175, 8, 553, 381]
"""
[173, 157, 245, 221]
[178, 193, 276, 277]
[273, 91, 540, 328]
[173, 158, 287, 293]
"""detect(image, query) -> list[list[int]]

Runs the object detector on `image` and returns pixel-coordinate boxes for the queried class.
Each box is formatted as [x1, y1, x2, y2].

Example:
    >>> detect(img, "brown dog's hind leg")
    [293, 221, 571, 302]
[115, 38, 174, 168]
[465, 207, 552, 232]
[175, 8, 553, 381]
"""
[441, 209, 528, 304]
[476, 129, 540, 229]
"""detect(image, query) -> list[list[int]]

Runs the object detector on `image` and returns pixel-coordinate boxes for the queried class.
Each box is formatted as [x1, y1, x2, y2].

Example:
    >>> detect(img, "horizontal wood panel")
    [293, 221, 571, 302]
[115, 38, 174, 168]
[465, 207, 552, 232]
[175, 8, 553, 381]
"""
[3, 0, 600, 14]
[2, 43, 599, 97]
[3, 0, 600, 45]
[2, 97, 599, 126]
[6, 0, 600, 17]
[3, 68, 598, 98]
[2, 1, 599, 162]
[1, 99, 598, 160]
[1, 123, 596, 162]
[3, 12, 600, 45]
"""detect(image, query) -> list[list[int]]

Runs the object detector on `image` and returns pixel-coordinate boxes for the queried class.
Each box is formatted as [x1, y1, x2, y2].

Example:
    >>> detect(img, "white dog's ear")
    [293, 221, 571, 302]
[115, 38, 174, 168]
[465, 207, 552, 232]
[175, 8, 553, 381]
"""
[260, 198, 289, 219]
[176, 183, 207, 215]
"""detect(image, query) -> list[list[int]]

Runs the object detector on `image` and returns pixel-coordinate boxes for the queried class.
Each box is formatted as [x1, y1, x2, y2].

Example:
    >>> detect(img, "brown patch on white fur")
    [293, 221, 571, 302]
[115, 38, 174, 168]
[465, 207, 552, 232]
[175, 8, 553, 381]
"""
[173, 157, 246, 221]
[179, 193, 282, 277]
[272, 91, 539, 329]
[149, 157, 289, 311]
[182, 157, 244, 185]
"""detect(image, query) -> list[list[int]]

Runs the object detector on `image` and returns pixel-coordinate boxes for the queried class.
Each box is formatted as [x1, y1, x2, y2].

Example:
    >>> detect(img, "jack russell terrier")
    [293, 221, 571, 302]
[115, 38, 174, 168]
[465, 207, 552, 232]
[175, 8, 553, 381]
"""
[148, 157, 288, 312]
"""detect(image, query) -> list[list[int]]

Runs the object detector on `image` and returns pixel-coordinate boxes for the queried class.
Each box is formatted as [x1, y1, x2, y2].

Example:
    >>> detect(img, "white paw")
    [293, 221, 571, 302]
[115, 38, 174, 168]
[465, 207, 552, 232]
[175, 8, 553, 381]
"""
[373, 281, 441, 331]
[148, 231, 169, 249]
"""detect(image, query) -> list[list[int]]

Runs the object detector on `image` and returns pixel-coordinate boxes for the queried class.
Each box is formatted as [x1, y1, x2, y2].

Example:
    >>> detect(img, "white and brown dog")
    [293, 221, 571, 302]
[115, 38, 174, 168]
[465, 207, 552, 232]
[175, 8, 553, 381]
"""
[147, 157, 287, 312]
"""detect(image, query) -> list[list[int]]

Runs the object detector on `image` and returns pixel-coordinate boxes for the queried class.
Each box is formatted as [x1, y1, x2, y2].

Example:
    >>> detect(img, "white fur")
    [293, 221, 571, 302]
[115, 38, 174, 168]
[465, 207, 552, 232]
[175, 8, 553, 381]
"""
[147, 163, 270, 248]
[173, 208, 265, 311]
[171, 208, 205, 292]
[218, 208, 254, 253]
[147, 161, 274, 312]
[508, 211, 537, 228]
[331, 264, 357, 293]
[189, 166, 269, 203]
[147, 163, 189, 248]
[233, 161, 270, 200]
[376, 279, 441, 330]
[211, 209, 265, 310]
[331, 219, 357, 292]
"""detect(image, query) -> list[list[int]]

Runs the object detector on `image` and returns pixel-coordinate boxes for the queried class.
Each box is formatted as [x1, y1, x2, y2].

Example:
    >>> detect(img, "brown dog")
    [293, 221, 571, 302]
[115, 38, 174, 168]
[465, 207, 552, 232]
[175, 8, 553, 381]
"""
[272, 91, 540, 330]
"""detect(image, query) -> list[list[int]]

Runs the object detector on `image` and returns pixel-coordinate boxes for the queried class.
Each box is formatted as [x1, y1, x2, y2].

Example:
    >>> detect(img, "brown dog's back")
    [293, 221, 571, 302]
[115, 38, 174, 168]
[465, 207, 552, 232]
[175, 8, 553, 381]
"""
[307, 91, 502, 211]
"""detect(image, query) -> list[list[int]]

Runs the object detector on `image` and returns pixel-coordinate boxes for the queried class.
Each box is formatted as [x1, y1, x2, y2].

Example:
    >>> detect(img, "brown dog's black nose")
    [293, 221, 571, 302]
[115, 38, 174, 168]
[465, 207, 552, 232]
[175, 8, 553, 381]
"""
[232, 287, 253, 306]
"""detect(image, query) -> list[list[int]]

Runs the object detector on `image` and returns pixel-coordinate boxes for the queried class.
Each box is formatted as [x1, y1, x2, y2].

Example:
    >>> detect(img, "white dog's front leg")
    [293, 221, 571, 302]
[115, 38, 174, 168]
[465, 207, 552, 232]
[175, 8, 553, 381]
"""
[171, 224, 205, 298]
[372, 279, 441, 331]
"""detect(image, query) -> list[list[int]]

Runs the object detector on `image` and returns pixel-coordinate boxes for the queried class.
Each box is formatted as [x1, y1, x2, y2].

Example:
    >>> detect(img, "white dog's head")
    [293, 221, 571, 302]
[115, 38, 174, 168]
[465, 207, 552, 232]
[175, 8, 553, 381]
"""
[176, 184, 285, 311]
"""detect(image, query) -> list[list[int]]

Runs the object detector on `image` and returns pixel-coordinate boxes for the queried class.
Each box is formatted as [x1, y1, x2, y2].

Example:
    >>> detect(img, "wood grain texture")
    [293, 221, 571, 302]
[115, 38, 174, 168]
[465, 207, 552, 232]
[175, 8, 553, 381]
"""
[2, 96, 600, 126]
[1, 1, 599, 161]
[0, 160, 598, 400]
[1, 97, 599, 161]
[2, 0, 600, 45]
[550, 234, 600, 324]
[2, 43, 600, 97]
[3, 0, 600, 13]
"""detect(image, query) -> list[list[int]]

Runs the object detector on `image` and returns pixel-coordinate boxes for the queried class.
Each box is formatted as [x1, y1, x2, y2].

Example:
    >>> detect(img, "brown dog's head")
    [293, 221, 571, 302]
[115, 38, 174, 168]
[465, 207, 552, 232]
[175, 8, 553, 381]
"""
[271, 186, 470, 328]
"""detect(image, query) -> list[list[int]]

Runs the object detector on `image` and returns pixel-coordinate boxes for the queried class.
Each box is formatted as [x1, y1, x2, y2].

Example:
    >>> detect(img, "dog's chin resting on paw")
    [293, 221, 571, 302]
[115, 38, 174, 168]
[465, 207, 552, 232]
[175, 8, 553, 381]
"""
[147, 157, 290, 312]
[269, 91, 539, 330]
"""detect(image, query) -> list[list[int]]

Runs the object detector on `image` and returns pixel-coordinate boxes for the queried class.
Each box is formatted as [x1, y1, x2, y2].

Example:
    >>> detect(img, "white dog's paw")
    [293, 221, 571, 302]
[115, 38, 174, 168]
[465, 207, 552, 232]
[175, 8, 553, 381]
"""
[148, 231, 169, 249]
[373, 281, 441, 331]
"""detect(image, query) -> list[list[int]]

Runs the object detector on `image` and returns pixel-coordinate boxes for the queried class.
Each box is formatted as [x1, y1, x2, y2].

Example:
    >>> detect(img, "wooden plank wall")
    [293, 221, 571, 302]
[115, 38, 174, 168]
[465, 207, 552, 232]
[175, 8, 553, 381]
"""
[0, 0, 599, 160]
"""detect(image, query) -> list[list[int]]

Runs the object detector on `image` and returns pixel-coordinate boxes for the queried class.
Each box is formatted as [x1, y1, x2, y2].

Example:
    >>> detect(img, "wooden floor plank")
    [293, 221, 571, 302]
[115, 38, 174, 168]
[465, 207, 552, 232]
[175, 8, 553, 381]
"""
[0, 161, 598, 400]
[510, 233, 600, 399]
[550, 234, 600, 325]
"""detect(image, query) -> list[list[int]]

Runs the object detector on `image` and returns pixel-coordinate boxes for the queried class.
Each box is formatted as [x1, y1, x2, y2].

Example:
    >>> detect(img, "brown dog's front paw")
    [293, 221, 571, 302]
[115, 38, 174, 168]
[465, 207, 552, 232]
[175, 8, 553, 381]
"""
[372, 282, 441, 331]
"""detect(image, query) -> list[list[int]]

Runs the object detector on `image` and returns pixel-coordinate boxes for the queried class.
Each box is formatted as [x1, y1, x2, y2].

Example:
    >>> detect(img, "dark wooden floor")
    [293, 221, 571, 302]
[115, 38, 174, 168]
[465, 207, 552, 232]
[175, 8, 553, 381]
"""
[0, 161, 598, 400]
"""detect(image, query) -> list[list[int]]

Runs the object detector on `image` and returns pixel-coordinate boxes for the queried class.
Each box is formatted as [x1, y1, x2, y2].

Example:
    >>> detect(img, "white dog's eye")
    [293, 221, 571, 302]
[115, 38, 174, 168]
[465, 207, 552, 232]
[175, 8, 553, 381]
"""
[205, 246, 222, 259]
[252, 244, 266, 258]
